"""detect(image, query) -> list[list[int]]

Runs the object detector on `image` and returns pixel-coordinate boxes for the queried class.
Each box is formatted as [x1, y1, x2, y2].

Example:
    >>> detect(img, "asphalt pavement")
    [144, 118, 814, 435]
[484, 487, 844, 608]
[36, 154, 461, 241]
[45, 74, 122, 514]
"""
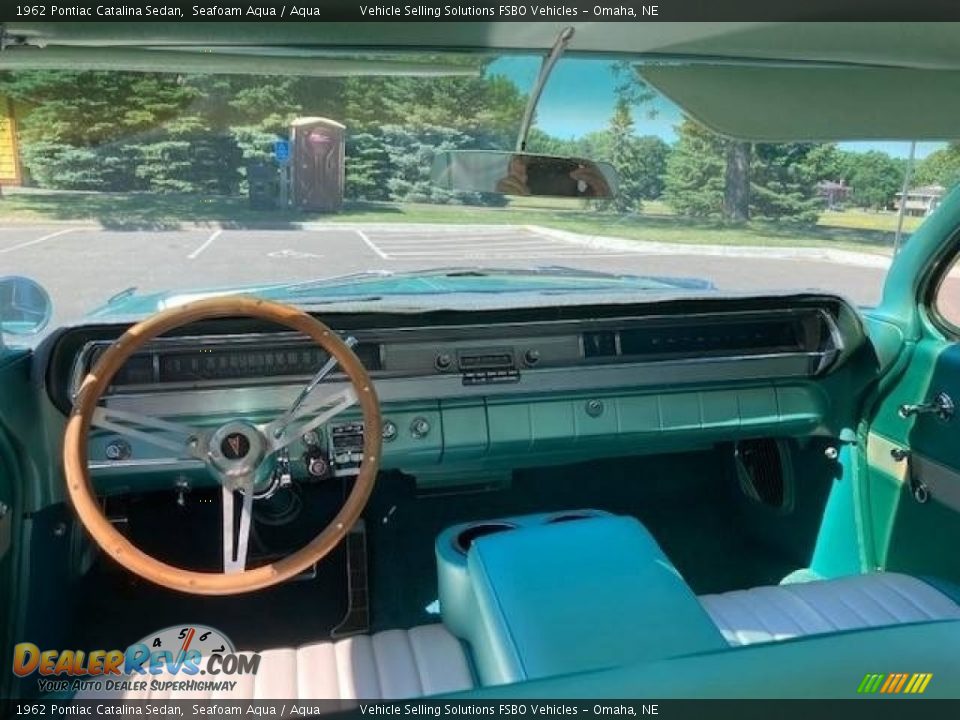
[1, 222, 898, 331]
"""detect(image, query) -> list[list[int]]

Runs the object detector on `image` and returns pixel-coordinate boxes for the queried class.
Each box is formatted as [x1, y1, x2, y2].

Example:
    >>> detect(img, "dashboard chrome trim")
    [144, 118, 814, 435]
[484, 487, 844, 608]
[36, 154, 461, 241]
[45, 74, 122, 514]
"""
[69, 306, 842, 400]
[96, 351, 826, 419]
[88, 457, 205, 474]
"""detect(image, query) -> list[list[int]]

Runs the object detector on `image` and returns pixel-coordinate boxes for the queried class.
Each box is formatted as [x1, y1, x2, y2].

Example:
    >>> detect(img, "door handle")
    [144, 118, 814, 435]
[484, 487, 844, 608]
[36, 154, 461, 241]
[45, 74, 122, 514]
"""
[898, 391, 955, 421]
[889, 447, 930, 504]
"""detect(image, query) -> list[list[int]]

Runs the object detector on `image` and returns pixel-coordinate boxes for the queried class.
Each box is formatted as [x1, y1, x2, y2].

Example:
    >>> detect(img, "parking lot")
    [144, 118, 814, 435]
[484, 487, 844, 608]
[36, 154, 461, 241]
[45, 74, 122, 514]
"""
[2, 222, 894, 330]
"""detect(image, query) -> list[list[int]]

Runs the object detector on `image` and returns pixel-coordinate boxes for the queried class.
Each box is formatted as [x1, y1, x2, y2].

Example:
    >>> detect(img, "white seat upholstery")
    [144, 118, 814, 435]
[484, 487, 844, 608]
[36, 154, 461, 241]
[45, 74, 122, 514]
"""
[77, 624, 474, 702]
[699, 572, 960, 646]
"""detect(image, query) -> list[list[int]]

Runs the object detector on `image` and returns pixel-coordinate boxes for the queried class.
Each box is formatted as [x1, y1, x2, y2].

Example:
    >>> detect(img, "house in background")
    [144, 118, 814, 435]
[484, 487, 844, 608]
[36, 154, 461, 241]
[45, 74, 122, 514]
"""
[817, 180, 852, 209]
[894, 185, 945, 217]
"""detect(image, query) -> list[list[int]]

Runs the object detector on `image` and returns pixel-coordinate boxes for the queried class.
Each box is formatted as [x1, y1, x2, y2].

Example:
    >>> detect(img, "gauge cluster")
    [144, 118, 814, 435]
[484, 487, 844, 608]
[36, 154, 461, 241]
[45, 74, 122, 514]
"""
[75, 334, 383, 391]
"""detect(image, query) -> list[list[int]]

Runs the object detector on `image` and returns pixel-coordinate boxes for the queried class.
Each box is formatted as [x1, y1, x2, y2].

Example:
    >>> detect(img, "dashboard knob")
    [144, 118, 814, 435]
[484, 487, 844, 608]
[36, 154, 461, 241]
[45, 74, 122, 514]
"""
[410, 417, 431, 439]
[524, 349, 541, 367]
[105, 439, 132, 461]
[382, 420, 398, 442]
[435, 353, 453, 371]
[585, 399, 604, 417]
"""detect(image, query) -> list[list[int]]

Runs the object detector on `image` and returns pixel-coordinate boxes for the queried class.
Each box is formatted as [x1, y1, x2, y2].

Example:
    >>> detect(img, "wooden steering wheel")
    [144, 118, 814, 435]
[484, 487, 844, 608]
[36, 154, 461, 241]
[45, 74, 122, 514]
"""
[63, 296, 382, 595]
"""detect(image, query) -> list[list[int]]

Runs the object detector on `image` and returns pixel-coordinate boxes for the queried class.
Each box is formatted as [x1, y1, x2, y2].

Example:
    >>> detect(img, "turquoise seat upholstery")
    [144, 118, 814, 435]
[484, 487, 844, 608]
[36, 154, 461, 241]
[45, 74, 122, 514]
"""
[464, 515, 728, 685]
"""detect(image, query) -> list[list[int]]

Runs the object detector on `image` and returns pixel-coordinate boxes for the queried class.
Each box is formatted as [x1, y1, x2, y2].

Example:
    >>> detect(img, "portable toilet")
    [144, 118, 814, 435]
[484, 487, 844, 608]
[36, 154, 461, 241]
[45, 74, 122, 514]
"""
[290, 117, 346, 212]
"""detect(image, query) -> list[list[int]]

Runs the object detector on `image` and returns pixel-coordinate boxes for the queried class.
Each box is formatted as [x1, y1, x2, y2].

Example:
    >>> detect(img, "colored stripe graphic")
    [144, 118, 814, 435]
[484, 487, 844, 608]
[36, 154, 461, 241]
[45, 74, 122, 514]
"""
[858, 674, 884, 693]
[880, 674, 897, 693]
[858, 673, 933, 694]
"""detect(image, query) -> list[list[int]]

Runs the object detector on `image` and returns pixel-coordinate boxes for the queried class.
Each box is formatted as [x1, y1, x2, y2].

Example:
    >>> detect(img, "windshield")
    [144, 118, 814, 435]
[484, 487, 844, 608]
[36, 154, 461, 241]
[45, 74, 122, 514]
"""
[0, 55, 952, 339]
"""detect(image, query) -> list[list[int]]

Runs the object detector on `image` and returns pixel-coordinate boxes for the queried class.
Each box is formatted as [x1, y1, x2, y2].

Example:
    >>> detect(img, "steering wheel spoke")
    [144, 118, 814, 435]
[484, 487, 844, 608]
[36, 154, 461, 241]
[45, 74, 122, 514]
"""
[222, 482, 253, 574]
[263, 385, 358, 452]
[91, 406, 204, 459]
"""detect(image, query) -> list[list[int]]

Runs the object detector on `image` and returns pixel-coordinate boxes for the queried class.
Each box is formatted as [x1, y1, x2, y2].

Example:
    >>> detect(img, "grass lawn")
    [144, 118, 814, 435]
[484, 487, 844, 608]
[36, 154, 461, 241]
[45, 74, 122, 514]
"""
[819, 208, 924, 234]
[0, 189, 918, 254]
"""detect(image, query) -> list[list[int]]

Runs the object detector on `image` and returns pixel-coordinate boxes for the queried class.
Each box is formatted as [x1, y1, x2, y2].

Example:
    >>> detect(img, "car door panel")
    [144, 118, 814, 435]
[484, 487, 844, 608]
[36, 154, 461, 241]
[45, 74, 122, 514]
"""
[866, 338, 960, 583]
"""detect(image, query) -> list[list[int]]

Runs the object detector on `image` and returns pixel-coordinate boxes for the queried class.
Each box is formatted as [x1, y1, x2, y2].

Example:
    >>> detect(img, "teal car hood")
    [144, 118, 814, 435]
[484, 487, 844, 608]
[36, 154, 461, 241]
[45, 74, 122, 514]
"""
[86, 268, 716, 319]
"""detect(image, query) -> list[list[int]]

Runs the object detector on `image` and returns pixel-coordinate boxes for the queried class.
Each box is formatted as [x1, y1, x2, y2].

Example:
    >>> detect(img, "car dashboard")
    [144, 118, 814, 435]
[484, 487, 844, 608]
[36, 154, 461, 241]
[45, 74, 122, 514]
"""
[44, 294, 866, 496]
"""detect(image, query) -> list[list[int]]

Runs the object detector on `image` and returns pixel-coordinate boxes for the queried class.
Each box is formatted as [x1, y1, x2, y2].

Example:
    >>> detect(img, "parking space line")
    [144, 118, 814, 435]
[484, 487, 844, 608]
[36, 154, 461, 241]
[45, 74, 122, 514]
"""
[187, 229, 222, 260]
[356, 229, 389, 259]
[0, 227, 81, 254]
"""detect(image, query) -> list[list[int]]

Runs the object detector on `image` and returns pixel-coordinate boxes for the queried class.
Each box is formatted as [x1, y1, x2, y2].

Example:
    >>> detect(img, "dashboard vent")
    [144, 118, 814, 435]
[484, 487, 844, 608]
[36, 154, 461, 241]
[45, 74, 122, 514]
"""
[619, 317, 806, 360]
[582, 330, 618, 358]
[734, 439, 792, 510]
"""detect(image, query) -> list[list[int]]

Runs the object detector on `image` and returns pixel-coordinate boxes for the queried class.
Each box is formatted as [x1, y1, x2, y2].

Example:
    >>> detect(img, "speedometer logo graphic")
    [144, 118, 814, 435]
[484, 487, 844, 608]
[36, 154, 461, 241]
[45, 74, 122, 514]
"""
[136, 624, 235, 657]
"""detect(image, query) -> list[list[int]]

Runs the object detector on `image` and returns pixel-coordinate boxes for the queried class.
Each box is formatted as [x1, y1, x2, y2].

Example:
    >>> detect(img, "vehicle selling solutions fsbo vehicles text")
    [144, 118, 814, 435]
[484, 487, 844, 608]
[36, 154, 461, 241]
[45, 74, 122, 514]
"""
[357, 5, 658, 18]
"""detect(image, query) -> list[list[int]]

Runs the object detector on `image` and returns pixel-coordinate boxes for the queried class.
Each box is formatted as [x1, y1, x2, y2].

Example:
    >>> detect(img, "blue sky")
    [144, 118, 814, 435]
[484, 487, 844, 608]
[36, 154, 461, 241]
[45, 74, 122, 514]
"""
[489, 57, 945, 159]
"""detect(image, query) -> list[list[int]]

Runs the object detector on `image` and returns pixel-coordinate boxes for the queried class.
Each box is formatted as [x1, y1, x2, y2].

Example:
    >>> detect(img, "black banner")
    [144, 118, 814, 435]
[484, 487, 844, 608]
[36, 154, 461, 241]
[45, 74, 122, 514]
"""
[5, 699, 960, 718]
[3, 1, 960, 22]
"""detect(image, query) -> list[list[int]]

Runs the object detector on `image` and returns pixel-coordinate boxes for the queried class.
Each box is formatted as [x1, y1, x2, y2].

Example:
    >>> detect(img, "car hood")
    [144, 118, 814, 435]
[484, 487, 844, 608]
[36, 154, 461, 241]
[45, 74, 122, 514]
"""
[87, 268, 716, 318]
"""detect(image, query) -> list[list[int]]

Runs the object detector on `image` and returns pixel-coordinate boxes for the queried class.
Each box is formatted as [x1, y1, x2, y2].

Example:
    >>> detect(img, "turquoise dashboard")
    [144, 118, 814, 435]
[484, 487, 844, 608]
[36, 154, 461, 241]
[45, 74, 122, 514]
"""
[41, 294, 871, 497]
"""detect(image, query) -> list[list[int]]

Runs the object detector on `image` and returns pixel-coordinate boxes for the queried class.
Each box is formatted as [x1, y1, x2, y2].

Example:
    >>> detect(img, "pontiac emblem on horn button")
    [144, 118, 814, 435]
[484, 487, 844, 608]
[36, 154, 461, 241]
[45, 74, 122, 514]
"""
[221, 432, 250, 460]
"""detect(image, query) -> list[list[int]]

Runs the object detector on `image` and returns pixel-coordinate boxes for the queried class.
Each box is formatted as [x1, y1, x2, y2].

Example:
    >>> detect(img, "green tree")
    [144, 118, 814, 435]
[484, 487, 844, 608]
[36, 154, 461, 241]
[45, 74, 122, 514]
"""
[839, 150, 905, 209]
[345, 132, 392, 201]
[343, 71, 525, 146]
[0, 65, 527, 199]
[603, 98, 644, 212]
[662, 119, 726, 217]
[915, 143, 960, 190]
[750, 143, 823, 224]
[0, 71, 196, 145]
[806, 143, 844, 182]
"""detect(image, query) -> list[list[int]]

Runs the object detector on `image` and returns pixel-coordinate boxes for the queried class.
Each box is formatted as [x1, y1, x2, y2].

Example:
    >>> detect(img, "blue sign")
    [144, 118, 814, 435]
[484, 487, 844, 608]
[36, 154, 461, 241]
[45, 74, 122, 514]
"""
[273, 140, 291, 164]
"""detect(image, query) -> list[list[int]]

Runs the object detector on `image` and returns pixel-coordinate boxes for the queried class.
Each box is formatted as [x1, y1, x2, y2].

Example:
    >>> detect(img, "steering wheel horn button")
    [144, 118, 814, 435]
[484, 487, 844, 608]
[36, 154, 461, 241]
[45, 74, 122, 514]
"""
[207, 422, 269, 487]
[221, 432, 251, 460]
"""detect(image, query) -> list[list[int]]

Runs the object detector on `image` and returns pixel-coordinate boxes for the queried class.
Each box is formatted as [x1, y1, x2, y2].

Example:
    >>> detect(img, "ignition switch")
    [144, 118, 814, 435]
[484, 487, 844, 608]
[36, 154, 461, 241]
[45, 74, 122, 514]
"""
[304, 449, 332, 480]
[302, 432, 332, 480]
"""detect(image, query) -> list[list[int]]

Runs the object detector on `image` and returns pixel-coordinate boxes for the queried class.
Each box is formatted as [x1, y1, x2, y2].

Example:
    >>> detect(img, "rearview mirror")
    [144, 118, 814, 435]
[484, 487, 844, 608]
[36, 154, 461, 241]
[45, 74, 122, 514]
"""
[431, 150, 618, 199]
[0, 276, 53, 337]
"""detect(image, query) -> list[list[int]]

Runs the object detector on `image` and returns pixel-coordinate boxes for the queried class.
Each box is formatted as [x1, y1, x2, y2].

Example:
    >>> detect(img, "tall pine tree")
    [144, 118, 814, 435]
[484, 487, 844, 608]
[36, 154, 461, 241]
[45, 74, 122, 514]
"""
[663, 119, 726, 217]
[750, 143, 823, 223]
[604, 98, 644, 212]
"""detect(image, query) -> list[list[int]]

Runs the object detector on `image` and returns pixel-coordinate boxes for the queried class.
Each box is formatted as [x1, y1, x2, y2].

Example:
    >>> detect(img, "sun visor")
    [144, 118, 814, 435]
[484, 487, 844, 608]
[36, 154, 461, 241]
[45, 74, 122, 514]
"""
[638, 64, 960, 141]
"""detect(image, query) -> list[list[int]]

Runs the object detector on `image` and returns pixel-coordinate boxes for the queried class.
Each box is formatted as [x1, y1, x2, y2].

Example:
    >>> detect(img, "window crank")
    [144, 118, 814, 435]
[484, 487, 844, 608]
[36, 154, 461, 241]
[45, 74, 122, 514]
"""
[898, 391, 955, 421]
[890, 447, 930, 504]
